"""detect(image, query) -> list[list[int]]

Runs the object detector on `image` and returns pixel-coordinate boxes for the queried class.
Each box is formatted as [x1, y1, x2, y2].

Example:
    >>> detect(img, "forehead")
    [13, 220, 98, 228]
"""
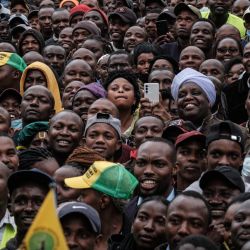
[149, 70, 174, 80]
[0, 136, 15, 146]
[192, 21, 213, 30]
[145, 13, 159, 20]
[65, 60, 92, 71]
[87, 123, 117, 134]
[235, 200, 250, 215]
[200, 60, 223, 70]
[22, 34, 37, 41]
[85, 10, 103, 18]
[136, 116, 163, 127]
[137, 141, 172, 156]
[177, 139, 204, 149]
[26, 69, 44, 76]
[203, 177, 236, 189]
[181, 47, 203, 57]
[24, 87, 50, 97]
[126, 26, 145, 34]
[60, 27, 73, 36]
[179, 82, 203, 92]
[244, 43, 250, 54]
[90, 99, 115, 109]
[74, 89, 96, 99]
[12, 183, 47, 197]
[218, 38, 238, 47]
[44, 45, 65, 54]
[51, 112, 81, 125]
[73, 48, 95, 58]
[52, 10, 69, 19]
[208, 138, 242, 151]
[138, 200, 167, 214]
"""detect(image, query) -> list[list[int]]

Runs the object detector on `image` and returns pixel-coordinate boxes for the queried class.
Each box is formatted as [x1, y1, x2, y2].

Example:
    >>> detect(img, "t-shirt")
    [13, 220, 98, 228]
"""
[201, 11, 246, 38]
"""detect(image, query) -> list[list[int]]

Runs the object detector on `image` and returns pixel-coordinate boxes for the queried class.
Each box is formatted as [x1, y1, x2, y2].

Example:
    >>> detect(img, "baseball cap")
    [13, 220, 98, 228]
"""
[58, 202, 101, 234]
[0, 88, 22, 103]
[84, 113, 121, 139]
[206, 121, 244, 150]
[108, 7, 137, 25]
[9, 13, 28, 29]
[8, 168, 54, 195]
[10, 24, 31, 37]
[158, 7, 176, 20]
[174, 2, 201, 18]
[0, 52, 27, 72]
[175, 131, 206, 148]
[243, 6, 250, 19]
[65, 161, 138, 199]
[199, 166, 245, 193]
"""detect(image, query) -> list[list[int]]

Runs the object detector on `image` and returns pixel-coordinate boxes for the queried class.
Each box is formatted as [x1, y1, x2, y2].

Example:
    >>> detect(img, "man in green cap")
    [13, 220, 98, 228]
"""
[0, 52, 26, 93]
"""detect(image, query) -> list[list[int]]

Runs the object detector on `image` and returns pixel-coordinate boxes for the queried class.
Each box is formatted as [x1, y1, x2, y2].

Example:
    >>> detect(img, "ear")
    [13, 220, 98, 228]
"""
[8, 128, 14, 137]
[115, 139, 122, 151]
[81, 137, 86, 144]
[12, 70, 21, 79]
[99, 194, 111, 210]
[49, 109, 55, 119]
[95, 234, 103, 245]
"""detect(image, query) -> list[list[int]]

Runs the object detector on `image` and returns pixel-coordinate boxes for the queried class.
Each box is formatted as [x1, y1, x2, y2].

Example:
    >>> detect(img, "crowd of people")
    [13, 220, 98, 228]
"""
[0, 0, 250, 249]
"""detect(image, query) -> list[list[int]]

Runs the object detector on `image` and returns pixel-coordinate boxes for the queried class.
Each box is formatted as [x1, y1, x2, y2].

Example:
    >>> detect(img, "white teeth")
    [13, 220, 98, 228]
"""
[58, 140, 69, 145]
[186, 104, 195, 108]
[142, 180, 156, 184]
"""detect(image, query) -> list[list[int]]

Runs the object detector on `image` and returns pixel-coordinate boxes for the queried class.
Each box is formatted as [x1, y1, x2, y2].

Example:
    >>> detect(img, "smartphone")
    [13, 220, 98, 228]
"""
[156, 19, 169, 36]
[144, 83, 160, 104]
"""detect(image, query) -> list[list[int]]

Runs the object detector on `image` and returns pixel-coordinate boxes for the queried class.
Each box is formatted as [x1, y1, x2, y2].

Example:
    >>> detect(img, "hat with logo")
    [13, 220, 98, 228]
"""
[0, 52, 26, 72]
[65, 161, 138, 199]
[108, 7, 137, 25]
[58, 201, 101, 234]
[206, 121, 245, 151]
[84, 112, 121, 139]
[199, 166, 245, 193]
[174, 2, 201, 18]
[175, 130, 206, 148]
[9, 13, 28, 29]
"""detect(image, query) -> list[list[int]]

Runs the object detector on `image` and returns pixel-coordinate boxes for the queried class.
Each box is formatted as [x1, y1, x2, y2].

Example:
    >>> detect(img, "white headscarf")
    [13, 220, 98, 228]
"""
[171, 68, 216, 106]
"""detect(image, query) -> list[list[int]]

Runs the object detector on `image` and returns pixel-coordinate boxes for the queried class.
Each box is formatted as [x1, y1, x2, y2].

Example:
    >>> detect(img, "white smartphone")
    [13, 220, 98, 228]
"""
[144, 82, 160, 104]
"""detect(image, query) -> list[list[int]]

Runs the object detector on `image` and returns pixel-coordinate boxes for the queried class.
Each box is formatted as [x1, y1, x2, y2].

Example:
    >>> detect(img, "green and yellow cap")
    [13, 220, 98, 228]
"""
[65, 161, 138, 199]
[0, 52, 27, 72]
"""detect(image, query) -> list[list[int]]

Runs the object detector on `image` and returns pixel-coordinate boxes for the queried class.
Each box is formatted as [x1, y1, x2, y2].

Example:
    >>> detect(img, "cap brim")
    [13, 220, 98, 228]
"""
[0, 88, 22, 103]
[65, 175, 91, 189]
[174, 3, 199, 17]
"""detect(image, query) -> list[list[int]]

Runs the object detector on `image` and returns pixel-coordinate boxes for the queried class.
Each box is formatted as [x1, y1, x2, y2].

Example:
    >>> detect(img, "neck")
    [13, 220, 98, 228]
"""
[119, 109, 133, 133]
[16, 230, 26, 246]
[52, 151, 69, 165]
[209, 13, 228, 28]
[176, 174, 192, 192]
[191, 111, 212, 128]
[177, 37, 190, 49]
[113, 40, 123, 49]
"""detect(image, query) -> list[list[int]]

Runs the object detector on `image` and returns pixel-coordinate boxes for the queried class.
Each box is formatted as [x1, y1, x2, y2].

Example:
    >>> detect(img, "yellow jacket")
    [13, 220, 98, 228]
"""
[20, 62, 62, 113]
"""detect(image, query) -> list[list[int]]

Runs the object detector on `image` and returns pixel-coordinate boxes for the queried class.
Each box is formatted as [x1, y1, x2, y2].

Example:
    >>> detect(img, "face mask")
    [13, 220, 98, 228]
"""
[247, 30, 250, 37]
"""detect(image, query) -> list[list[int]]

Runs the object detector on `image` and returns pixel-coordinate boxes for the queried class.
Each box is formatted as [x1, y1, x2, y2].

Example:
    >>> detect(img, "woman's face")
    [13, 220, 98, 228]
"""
[216, 38, 241, 62]
[225, 63, 245, 85]
[107, 77, 135, 111]
[24, 69, 47, 91]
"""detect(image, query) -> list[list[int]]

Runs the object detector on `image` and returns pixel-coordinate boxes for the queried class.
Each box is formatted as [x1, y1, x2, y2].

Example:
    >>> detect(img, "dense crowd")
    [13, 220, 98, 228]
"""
[1, 0, 250, 249]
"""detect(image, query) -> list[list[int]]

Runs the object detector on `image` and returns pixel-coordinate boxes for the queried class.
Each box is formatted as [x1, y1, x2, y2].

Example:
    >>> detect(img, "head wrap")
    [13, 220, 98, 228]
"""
[171, 67, 216, 106]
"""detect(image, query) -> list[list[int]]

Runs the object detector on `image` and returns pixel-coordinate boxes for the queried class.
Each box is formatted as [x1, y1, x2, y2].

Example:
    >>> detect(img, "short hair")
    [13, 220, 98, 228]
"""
[104, 71, 141, 114]
[132, 42, 159, 65]
[191, 18, 216, 36]
[149, 55, 179, 74]
[224, 56, 243, 75]
[108, 50, 133, 66]
[134, 115, 165, 131]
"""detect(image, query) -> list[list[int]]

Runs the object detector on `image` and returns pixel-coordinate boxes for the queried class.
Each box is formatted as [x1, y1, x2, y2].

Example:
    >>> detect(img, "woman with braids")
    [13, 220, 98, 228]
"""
[18, 147, 59, 176]
[54, 145, 105, 204]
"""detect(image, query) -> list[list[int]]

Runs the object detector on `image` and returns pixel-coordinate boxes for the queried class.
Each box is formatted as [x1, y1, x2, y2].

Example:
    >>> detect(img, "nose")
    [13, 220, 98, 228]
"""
[95, 135, 105, 144]
[145, 129, 153, 139]
[217, 155, 230, 166]
[59, 127, 69, 136]
[242, 216, 250, 228]
[144, 164, 155, 176]
[0, 154, 9, 165]
[67, 234, 78, 249]
[178, 221, 189, 237]
[30, 97, 39, 106]
[208, 193, 223, 205]
[144, 219, 154, 232]
[24, 200, 36, 212]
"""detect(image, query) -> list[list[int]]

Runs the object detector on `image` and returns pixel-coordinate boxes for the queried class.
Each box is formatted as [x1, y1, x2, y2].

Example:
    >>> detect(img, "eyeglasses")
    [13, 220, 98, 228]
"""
[217, 47, 239, 54]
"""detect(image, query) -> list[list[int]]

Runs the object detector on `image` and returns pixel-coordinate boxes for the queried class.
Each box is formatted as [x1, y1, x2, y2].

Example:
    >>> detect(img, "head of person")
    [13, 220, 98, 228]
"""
[18, 29, 45, 56]
[23, 51, 45, 65]
[28, 10, 40, 31]
[58, 27, 74, 56]
[65, 160, 138, 213]
[132, 196, 169, 249]
[69, 4, 91, 27]
[63, 59, 94, 87]
[166, 191, 211, 250]
[8, 169, 53, 236]
[0, 52, 26, 92]
[243, 6, 250, 32]
[72, 83, 106, 122]
[107, 50, 133, 74]
[20, 85, 55, 126]
[0, 17, 10, 42]
[133, 42, 159, 81]
[87, 98, 119, 119]
[60, 0, 79, 11]
[206, 121, 244, 170]
[84, 113, 122, 160]
[48, 110, 83, 157]
[72, 48, 97, 70]
[171, 68, 216, 127]
[38, 7, 54, 35]
[123, 25, 148, 53]
[134, 138, 176, 197]
[0, 42, 16, 53]
[0, 88, 21, 121]
[0, 107, 11, 134]
[51, 8, 70, 38]
[144, 0, 166, 13]
[230, 199, 250, 249]
[179, 46, 205, 71]
[200, 166, 244, 222]
[10, 0, 30, 16]
[243, 42, 250, 73]
[96, 54, 110, 83]
[104, 71, 140, 115]
[174, 3, 201, 39]
[144, 10, 160, 40]
[208, 0, 232, 17]
[149, 55, 179, 74]
[190, 18, 215, 53]
[215, 24, 241, 42]
[72, 20, 101, 48]
[224, 57, 245, 85]
[232, 0, 250, 18]
[175, 131, 207, 186]
[214, 37, 243, 63]
[108, 7, 137, 46]
[199, 59, 225, 82]
[58, 201, 101, 250]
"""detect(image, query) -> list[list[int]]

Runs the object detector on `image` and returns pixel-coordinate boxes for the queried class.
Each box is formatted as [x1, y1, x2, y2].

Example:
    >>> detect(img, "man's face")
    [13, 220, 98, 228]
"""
[176, 140, 207, 183]
[207, 139, 243, 170]
[134, 141, 173, 197]
[202, 178, 241, 221]
[232, 0, 250, 18]
[190, 21, 214, 51]
[134, 116, 164, 148]
[84, 10, 105, 32]
[132, 200, 168, 249]
[38, 7, 54, 34]
[85, 123, 121, 160]
[179, 47, 205, 71]
[43, 45, 66, 76]
[208, 0, 232, 16]
[108, 54, 132, 73]
[11, 184, 47, 233]
[0, 136, 19, 172]
[61, 213, 98, 250]
[177, 83, 210, 124]
[48, 112, 82, 154]
[73, 28, 91, 48]
[28, 16, 40, 31]
[20, 86, 53, 124]
[24, 69, 47, 91]
[58, 27, 73, 55]
[148, 70, 174, 91]
[176, 10, 197, 38]
[21, 35, 40, 56]
[78, 189, 102, 212]
[243, 43, 250, 73]
[166, 195, 208, 250]
[231, 200, 250, 250]
[72, 48, 96, 69]
[0, 21, 9, 41]
[82, 39, 104, 61]
[109, 16, 130, 43]
[144, 13, 158, 39]
[52, 10, 70, 38]
[11, 4, 29, 16]
[0, 65, 19, 93]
